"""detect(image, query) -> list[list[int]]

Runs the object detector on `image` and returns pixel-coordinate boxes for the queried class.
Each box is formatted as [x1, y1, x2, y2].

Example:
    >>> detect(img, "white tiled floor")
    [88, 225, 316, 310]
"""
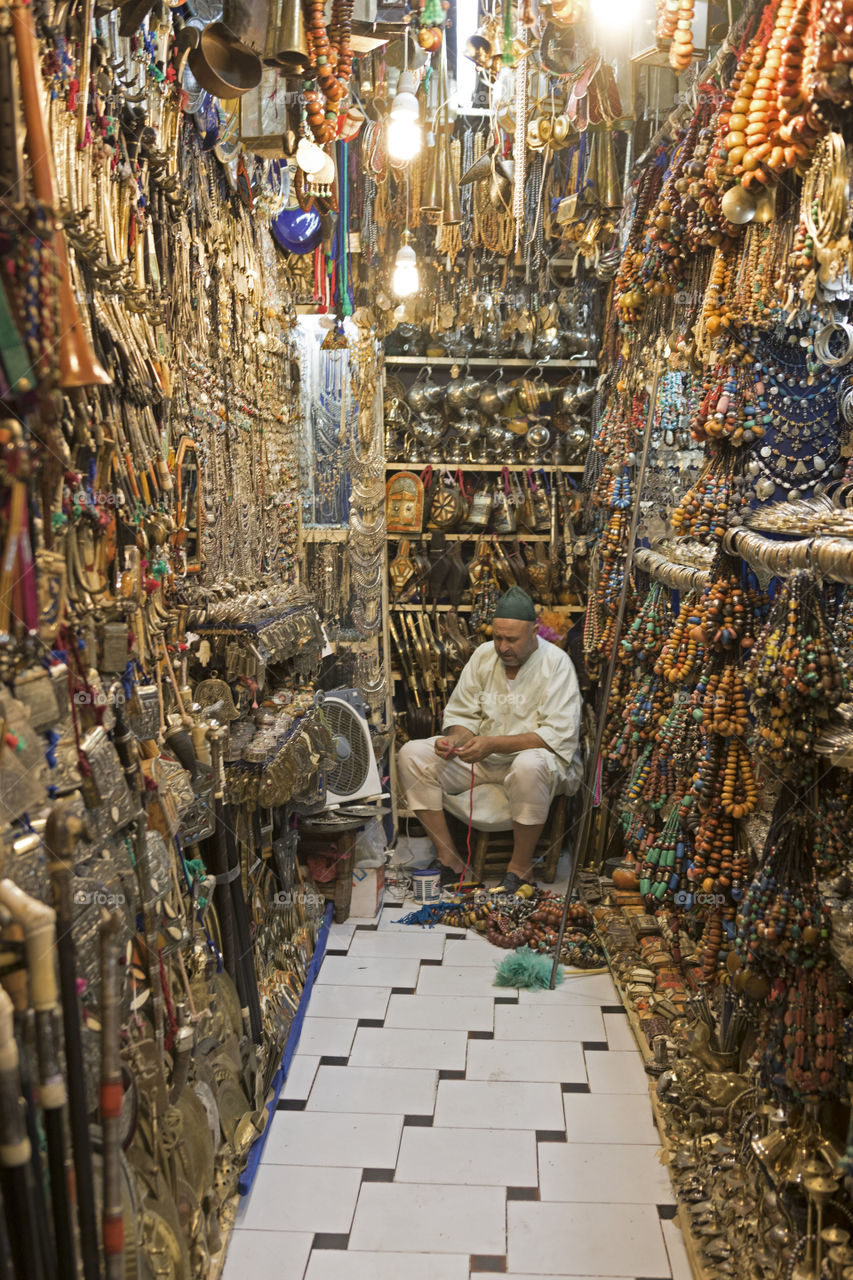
[507, 1202, 671, 1277]
[350, 1182, 508, 1254]
[385, 992, 495, 1031]
[222, 901, 675, 1280]
[465, 1038, 587, 1083]
[584, 1048, 650, 1094]
[348, 1025, 469, 1070]
[395, 1126, 539, 1187]
[294, 1017, 359, 1058]
[494, 1001, 606, 1043]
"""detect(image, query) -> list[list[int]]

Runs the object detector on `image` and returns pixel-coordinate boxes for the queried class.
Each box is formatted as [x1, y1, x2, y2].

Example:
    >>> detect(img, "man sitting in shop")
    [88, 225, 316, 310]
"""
[397, 586, 583, 894]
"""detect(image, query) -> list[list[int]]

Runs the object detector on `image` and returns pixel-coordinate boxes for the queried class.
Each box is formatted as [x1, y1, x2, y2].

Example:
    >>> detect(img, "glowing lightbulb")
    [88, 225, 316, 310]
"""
[387, 69, 422, 162]
[590, 0, 641, 26]
[388, 116, 422, 162]
[392, 235, 419, 297]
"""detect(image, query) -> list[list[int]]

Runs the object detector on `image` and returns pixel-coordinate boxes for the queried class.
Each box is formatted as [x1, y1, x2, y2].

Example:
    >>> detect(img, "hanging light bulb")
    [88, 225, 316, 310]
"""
[387, 33, 421, 163]
[392, 230, 419, 297]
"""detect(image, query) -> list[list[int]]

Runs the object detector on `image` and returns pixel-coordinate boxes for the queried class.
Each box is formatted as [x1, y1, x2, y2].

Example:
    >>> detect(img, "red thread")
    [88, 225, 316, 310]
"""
[455, 763, 476, 889]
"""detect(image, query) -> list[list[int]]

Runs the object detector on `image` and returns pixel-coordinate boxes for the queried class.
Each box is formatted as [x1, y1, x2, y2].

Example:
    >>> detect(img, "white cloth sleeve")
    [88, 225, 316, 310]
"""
[441, 650, 483, 734]
[531, 655, 582, 767]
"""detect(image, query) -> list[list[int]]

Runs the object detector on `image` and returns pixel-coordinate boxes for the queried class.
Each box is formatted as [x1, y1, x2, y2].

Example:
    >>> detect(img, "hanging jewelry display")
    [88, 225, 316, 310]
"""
[744, 570, 845, 766]
[346, 316, 385, 643]
[299, 321, 357, 526]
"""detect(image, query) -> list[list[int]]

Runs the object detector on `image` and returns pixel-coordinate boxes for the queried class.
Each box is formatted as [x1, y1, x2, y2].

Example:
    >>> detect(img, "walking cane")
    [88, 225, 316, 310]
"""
[45, 806, 102, 1280]
[0, 879, 77, 1280]
[98, 910, 124, 1280]
[0, 983, 46, 1280]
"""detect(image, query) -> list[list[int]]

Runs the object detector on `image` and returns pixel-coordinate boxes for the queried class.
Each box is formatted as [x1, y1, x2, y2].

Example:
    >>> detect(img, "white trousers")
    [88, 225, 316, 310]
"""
[397, 738, 571, 826]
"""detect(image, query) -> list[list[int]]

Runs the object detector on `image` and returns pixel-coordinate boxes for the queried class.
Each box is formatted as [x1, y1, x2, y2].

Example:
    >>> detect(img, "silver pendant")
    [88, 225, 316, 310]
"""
[813, 455, 826, 472]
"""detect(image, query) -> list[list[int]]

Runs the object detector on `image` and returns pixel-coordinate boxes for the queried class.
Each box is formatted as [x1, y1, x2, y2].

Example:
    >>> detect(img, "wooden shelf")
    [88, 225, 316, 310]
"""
[385, 356, 598, 368]
[390, 602, 585, 612]
[302, 526, 349, 542]
[384, 463, 585, 472]
[392, 602, 475, 611]
[387, 532, 553, 541]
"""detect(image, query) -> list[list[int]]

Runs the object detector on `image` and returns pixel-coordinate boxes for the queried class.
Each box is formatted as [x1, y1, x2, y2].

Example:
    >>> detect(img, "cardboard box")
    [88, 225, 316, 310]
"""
[351, 859, 385, 918]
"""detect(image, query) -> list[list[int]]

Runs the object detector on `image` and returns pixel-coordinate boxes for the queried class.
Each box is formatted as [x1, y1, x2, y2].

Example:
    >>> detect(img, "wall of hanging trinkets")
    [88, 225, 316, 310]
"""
[0, 0, 382, 1267]
[568, 0, 853, 1266]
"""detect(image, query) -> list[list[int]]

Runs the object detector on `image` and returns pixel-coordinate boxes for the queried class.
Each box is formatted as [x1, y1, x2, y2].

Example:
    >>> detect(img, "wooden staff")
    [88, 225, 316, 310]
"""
[0, 984, 46, 1280]
[45, 807, 101, 1280]
[98, 910, 123, 1280]
[0, 879, 73, 1280]
[9, 0, 110, 388]
[549, 359, 663, 988]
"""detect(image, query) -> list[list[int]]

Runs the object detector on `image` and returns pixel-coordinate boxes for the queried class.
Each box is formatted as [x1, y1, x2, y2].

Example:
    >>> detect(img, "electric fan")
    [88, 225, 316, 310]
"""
[321, 689, 383, 805]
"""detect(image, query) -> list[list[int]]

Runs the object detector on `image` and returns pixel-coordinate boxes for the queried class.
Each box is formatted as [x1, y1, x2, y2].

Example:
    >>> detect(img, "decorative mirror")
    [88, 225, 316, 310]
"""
[175, 439, 202, 572]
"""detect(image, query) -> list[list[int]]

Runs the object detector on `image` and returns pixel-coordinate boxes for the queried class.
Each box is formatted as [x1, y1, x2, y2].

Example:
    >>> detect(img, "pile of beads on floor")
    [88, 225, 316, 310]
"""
[397, 890, 607, 969]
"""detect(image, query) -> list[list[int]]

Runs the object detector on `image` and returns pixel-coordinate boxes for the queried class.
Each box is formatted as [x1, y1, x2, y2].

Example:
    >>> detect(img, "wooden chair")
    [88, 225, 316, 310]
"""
[443, 784, 568, 883]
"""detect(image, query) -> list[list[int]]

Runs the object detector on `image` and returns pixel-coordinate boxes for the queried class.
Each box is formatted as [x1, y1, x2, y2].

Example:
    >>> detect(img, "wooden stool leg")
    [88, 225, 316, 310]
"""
[542, 796, 567, 883]
[472, 829, 490, 881]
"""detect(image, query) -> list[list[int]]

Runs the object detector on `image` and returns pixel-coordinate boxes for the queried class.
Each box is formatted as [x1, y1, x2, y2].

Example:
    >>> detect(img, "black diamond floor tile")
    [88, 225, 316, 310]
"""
[312, 1234, 349, 1250]
[470, 1255, 506, 1272]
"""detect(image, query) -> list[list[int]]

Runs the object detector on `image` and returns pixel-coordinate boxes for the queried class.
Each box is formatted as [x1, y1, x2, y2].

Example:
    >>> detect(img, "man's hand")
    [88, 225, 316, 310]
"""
[455, 735, 494, 763]
[434, 737, 458, 759]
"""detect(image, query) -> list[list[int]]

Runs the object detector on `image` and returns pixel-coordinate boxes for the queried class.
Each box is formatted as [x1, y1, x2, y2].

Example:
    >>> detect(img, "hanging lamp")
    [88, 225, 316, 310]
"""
[387, 28, 422, 163]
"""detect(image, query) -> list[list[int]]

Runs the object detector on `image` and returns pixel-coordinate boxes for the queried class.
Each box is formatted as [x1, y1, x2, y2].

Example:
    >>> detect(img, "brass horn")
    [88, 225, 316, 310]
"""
[263, 0, 309, 72]
[599, 128, 622, 210]
[420, 129, 444, 212]
[442, 134, 461, 225]
[11, 0, 111, 387]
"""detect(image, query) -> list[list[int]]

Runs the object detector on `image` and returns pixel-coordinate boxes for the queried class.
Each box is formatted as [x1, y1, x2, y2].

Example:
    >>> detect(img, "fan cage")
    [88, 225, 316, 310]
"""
[324, 701, 371, 796]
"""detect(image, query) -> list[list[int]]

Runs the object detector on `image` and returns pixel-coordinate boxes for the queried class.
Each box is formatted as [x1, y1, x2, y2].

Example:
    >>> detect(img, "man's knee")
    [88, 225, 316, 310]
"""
[398, 737, 440, 785]
[505, 748, 553, 785]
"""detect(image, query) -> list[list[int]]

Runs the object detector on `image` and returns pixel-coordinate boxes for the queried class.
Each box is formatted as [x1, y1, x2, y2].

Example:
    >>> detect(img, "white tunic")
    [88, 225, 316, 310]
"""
[441, 637, 582, 775]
